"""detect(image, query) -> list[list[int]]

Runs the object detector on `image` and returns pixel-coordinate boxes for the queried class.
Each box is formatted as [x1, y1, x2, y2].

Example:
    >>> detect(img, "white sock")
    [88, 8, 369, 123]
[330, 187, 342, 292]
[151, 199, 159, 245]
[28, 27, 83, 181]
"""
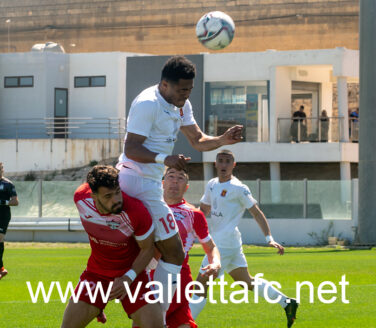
[254, 278, 289, 308]
[189, 294, 207, 319]
[153, 260, 182, 312]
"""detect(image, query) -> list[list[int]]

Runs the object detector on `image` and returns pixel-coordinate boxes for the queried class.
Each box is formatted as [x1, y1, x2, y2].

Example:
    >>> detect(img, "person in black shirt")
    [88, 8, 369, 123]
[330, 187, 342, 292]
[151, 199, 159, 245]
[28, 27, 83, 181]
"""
[0, 162, 19, 279]
[290, 105, 307, 142]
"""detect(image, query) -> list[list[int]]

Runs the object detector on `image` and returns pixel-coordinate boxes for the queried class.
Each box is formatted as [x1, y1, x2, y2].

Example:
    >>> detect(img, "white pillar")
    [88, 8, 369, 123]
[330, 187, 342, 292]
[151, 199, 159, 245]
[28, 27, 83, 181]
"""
[269, 67, 292, 143]
[340, 161, 351, 203]
[337, 77, 349, 142]
[321, 82, 333, 141]
[203, 162, 214, 182]
[270, 162, 281, 203]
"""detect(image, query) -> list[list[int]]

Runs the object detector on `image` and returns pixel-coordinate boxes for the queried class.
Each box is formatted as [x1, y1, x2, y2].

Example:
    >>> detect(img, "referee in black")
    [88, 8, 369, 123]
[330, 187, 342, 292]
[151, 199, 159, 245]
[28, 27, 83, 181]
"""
[0, 162, 18, 280]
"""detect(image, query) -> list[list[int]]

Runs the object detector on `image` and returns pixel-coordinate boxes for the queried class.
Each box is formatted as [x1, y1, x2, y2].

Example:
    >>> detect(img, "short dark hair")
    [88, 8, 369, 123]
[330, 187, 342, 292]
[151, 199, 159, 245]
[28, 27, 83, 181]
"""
[299, 105, 305, 110]
[163, 167, 189, 181]
[161, 56, 196, 83]
[87, 165, 119, 193]
[216, 149, 235, 161]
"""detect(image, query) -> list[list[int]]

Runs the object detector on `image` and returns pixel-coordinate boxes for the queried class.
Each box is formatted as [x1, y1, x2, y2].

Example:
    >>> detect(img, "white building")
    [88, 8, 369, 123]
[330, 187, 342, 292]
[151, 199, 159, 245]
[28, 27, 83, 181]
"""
[0, 47, 359, 180]
[1, 47, 360, 244]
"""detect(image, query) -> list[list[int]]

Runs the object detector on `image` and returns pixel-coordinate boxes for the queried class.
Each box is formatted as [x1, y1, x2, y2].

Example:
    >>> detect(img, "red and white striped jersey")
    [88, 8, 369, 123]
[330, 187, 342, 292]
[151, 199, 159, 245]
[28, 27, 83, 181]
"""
[169, 199, 211, 269]
[74, 183, 154, 278]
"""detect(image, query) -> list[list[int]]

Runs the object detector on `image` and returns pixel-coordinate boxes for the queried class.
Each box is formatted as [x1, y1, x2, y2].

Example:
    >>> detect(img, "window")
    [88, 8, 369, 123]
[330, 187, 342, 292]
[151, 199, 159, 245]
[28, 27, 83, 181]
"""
[74, 76, 106, 88]
[4, 76, 34, 88]
[205, 81, 269, 142]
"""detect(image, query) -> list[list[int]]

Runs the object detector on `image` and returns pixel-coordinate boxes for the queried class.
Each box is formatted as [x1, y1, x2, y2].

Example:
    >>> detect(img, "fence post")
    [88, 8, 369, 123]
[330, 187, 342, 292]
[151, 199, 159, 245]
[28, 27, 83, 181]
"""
[118, 118, 122, 153]
[50, 122, 53, 153]
[65, 117, 68, 152]
[318, 118, 321, 142]
[108, 118, 111, 156]
[38, 179, 43, 218]
[303, 178, 308, 218]
[256, 178, 261, 205]
[16, 119, 19, 152]
[298, 121, 301, 142]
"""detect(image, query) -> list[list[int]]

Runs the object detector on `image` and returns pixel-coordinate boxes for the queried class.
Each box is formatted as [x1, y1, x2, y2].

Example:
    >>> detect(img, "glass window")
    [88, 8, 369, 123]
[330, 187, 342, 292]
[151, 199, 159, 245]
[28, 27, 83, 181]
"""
[205, 81, 269, 142]
[91, 76, 106, 87]
[20, 76, 33, 87]
[4, 77, 18, 87]
[4, 76, 33, 88]
[74, 76, 106, 87]
[74, 77, 90, 87]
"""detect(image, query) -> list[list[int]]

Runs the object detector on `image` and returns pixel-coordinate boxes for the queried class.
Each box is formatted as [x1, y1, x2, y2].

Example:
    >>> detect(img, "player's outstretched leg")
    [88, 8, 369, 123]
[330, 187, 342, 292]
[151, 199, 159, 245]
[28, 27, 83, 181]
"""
[284, 298, 298, 328]
[229, 267, 299, 327]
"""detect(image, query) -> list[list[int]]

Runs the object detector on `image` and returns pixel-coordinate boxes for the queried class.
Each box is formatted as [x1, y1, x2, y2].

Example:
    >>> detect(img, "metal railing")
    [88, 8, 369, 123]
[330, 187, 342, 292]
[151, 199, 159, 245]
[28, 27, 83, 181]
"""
[0, 117, 126, 152]
[349, 118, 359, 142]
[277, 116, 345, 143]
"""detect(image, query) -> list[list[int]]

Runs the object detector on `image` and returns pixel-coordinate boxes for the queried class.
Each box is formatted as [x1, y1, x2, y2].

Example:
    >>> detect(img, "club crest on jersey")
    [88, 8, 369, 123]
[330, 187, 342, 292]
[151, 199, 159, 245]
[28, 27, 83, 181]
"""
[174, 212, 185, 222]
[221, 190, 227, 197]
[107, 220, 120, 230]
[179, 108, 184, 117]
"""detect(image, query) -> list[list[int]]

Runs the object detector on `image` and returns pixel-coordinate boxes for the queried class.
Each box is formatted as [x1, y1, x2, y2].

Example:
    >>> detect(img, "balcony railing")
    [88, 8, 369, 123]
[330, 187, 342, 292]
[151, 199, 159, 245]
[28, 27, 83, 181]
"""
[0, 117, 126, 152]
[277, 116, 358, 143]
[0, 117, 126, 140]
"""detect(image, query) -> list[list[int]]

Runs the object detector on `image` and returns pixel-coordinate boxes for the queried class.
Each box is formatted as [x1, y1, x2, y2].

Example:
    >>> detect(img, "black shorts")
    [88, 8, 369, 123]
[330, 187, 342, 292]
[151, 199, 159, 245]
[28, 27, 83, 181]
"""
[0, 214, 11, 235]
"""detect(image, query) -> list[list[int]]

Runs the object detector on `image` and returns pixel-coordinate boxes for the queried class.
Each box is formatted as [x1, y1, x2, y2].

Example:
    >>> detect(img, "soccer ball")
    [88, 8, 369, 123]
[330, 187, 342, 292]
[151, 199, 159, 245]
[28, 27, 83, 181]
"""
[196, 11, 235, 50]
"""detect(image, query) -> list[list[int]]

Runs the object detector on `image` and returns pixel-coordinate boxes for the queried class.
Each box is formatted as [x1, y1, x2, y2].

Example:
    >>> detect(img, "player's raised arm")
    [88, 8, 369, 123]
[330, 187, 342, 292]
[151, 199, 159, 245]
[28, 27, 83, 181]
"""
[180, 123, 243, 152]
[248, 204, 284, 255]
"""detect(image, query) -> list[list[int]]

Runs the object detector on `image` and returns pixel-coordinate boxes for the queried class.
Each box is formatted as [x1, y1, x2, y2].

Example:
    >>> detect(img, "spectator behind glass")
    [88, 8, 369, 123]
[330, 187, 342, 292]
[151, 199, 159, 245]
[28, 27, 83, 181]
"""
[290, 105, 307, 142]
[320, 109, 329, 142]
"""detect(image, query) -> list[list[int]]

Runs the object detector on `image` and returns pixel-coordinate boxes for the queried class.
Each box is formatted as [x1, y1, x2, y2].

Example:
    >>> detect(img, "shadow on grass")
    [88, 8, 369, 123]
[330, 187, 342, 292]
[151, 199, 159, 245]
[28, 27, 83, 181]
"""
[190, 247, 370, 258]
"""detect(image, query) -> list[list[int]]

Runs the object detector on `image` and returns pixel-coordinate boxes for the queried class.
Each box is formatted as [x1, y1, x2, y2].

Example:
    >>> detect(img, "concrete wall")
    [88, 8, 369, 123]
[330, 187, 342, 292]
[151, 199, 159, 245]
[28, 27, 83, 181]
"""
[0, 0, 359, 55]
[203, 140, 358, 163]
[0, 52, 67, 120]
[69, 52, 128, 118]
[0, 138, 122, 174]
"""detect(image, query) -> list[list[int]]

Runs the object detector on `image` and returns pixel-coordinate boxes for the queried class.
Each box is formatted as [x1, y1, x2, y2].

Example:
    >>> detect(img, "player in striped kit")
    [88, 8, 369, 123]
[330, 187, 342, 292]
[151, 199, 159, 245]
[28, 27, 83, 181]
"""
[162, 167, 221, 328]
[61, 165, 163, 328]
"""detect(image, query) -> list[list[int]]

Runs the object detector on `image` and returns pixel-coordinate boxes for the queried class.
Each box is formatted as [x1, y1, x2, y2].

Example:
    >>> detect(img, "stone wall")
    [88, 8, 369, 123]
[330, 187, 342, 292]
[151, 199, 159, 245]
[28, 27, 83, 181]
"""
[0, 0, 359, 54]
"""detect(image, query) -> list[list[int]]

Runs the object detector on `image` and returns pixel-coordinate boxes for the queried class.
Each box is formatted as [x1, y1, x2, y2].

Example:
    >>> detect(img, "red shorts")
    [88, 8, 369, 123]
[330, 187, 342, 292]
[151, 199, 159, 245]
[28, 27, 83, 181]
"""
[73, 270, 153, 316]
[166, 266, 197, 328]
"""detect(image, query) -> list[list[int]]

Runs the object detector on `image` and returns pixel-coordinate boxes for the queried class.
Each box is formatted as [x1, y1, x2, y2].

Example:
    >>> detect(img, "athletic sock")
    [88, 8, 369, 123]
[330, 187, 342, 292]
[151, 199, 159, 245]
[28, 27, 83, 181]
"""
[254, 278, 289, 308]
[0, 242, 4, 268]
[189, 294, 207, 319]
[153, 259, 182, 312]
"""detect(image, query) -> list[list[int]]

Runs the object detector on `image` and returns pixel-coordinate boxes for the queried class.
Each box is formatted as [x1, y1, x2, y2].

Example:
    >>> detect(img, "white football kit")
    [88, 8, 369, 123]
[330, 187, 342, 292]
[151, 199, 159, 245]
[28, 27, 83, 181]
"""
[117, 84, 197, 241]
[199, 176, 257, 275]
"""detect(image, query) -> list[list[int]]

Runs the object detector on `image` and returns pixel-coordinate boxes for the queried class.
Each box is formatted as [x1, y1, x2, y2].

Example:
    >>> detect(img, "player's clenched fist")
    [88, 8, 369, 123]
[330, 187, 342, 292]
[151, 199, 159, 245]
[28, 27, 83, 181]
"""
[164, 154, 191, 170]
[220, 125, 243, 145]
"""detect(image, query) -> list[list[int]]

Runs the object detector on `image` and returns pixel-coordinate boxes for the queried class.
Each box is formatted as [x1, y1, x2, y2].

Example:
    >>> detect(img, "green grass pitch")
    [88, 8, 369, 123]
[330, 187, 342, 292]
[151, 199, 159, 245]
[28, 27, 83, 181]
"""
[0, 243, 375, 327]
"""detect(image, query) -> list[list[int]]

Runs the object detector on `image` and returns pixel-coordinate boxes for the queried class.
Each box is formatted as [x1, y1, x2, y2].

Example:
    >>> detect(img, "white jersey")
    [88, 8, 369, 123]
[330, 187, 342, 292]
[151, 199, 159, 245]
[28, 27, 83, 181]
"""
[200, 176, 257, 248]
[118, 85, 196, 181]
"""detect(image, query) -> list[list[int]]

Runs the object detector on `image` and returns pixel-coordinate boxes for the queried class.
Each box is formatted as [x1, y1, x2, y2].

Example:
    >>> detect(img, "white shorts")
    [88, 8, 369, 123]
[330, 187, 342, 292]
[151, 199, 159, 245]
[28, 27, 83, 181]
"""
[118, 169, 179, 241]
[199, 246, 248, 276]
